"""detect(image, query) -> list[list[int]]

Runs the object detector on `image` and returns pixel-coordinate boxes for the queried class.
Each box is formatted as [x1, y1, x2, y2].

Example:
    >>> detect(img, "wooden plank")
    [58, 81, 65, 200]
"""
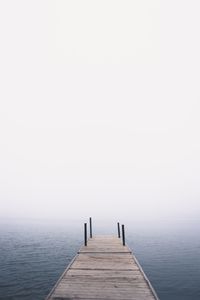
[46, 236, 159, 300]
[79, 236, 131, 253]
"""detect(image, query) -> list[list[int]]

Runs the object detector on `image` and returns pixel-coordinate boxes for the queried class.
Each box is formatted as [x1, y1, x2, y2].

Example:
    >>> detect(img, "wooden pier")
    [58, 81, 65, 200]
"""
[46, 226, 159, 300]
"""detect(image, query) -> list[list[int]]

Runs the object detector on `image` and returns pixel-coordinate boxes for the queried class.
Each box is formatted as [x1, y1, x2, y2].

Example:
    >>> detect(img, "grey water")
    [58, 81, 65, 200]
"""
[0, 219, 200, 300]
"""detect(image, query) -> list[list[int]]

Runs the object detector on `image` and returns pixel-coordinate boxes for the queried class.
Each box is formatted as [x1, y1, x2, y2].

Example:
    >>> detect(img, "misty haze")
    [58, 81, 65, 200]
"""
[0, 1, 200, 299]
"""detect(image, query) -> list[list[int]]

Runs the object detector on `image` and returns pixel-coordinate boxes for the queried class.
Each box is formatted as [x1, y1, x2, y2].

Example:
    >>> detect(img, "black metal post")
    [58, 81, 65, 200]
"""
[117, 222, 120, 238]
[89, 217, 92, 238]
[84, 223, 87, 246]
[122, 224, 125, 246]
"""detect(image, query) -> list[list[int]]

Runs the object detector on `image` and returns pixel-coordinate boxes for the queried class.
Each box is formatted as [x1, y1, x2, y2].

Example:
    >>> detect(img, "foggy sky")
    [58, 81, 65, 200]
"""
[0, 0, 200, 223]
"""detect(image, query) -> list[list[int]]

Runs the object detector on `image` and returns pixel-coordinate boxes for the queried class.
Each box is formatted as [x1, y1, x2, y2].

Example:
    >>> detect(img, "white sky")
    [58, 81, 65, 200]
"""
[0, 0, 200, 223]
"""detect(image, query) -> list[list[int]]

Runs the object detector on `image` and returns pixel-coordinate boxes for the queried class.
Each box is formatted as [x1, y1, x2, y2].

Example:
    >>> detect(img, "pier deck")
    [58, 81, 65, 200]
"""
[46, 235, 159, 300]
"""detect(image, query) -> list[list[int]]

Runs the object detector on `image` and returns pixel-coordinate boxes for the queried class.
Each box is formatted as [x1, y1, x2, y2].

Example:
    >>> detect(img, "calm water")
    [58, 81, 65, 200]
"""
[0, 220, 200, 300]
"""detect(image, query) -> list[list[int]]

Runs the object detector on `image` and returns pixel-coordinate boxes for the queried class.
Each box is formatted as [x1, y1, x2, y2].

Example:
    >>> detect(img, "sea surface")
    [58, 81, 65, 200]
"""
[0, 219, 200, 300]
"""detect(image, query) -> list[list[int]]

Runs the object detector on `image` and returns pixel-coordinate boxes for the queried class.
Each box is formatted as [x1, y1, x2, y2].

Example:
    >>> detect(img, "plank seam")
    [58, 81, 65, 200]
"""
[70, 268, 138, 271]
[78, 251, 132, 254]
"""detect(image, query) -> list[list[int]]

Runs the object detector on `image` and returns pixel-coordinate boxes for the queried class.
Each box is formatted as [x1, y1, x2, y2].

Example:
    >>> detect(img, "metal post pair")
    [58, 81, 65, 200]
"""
[84, 217, 93, 246]
[117, 222, 125, 246]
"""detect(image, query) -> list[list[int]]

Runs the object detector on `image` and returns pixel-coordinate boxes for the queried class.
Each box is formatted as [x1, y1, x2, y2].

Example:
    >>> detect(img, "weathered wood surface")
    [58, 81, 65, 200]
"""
[46, 235, 159, 300]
